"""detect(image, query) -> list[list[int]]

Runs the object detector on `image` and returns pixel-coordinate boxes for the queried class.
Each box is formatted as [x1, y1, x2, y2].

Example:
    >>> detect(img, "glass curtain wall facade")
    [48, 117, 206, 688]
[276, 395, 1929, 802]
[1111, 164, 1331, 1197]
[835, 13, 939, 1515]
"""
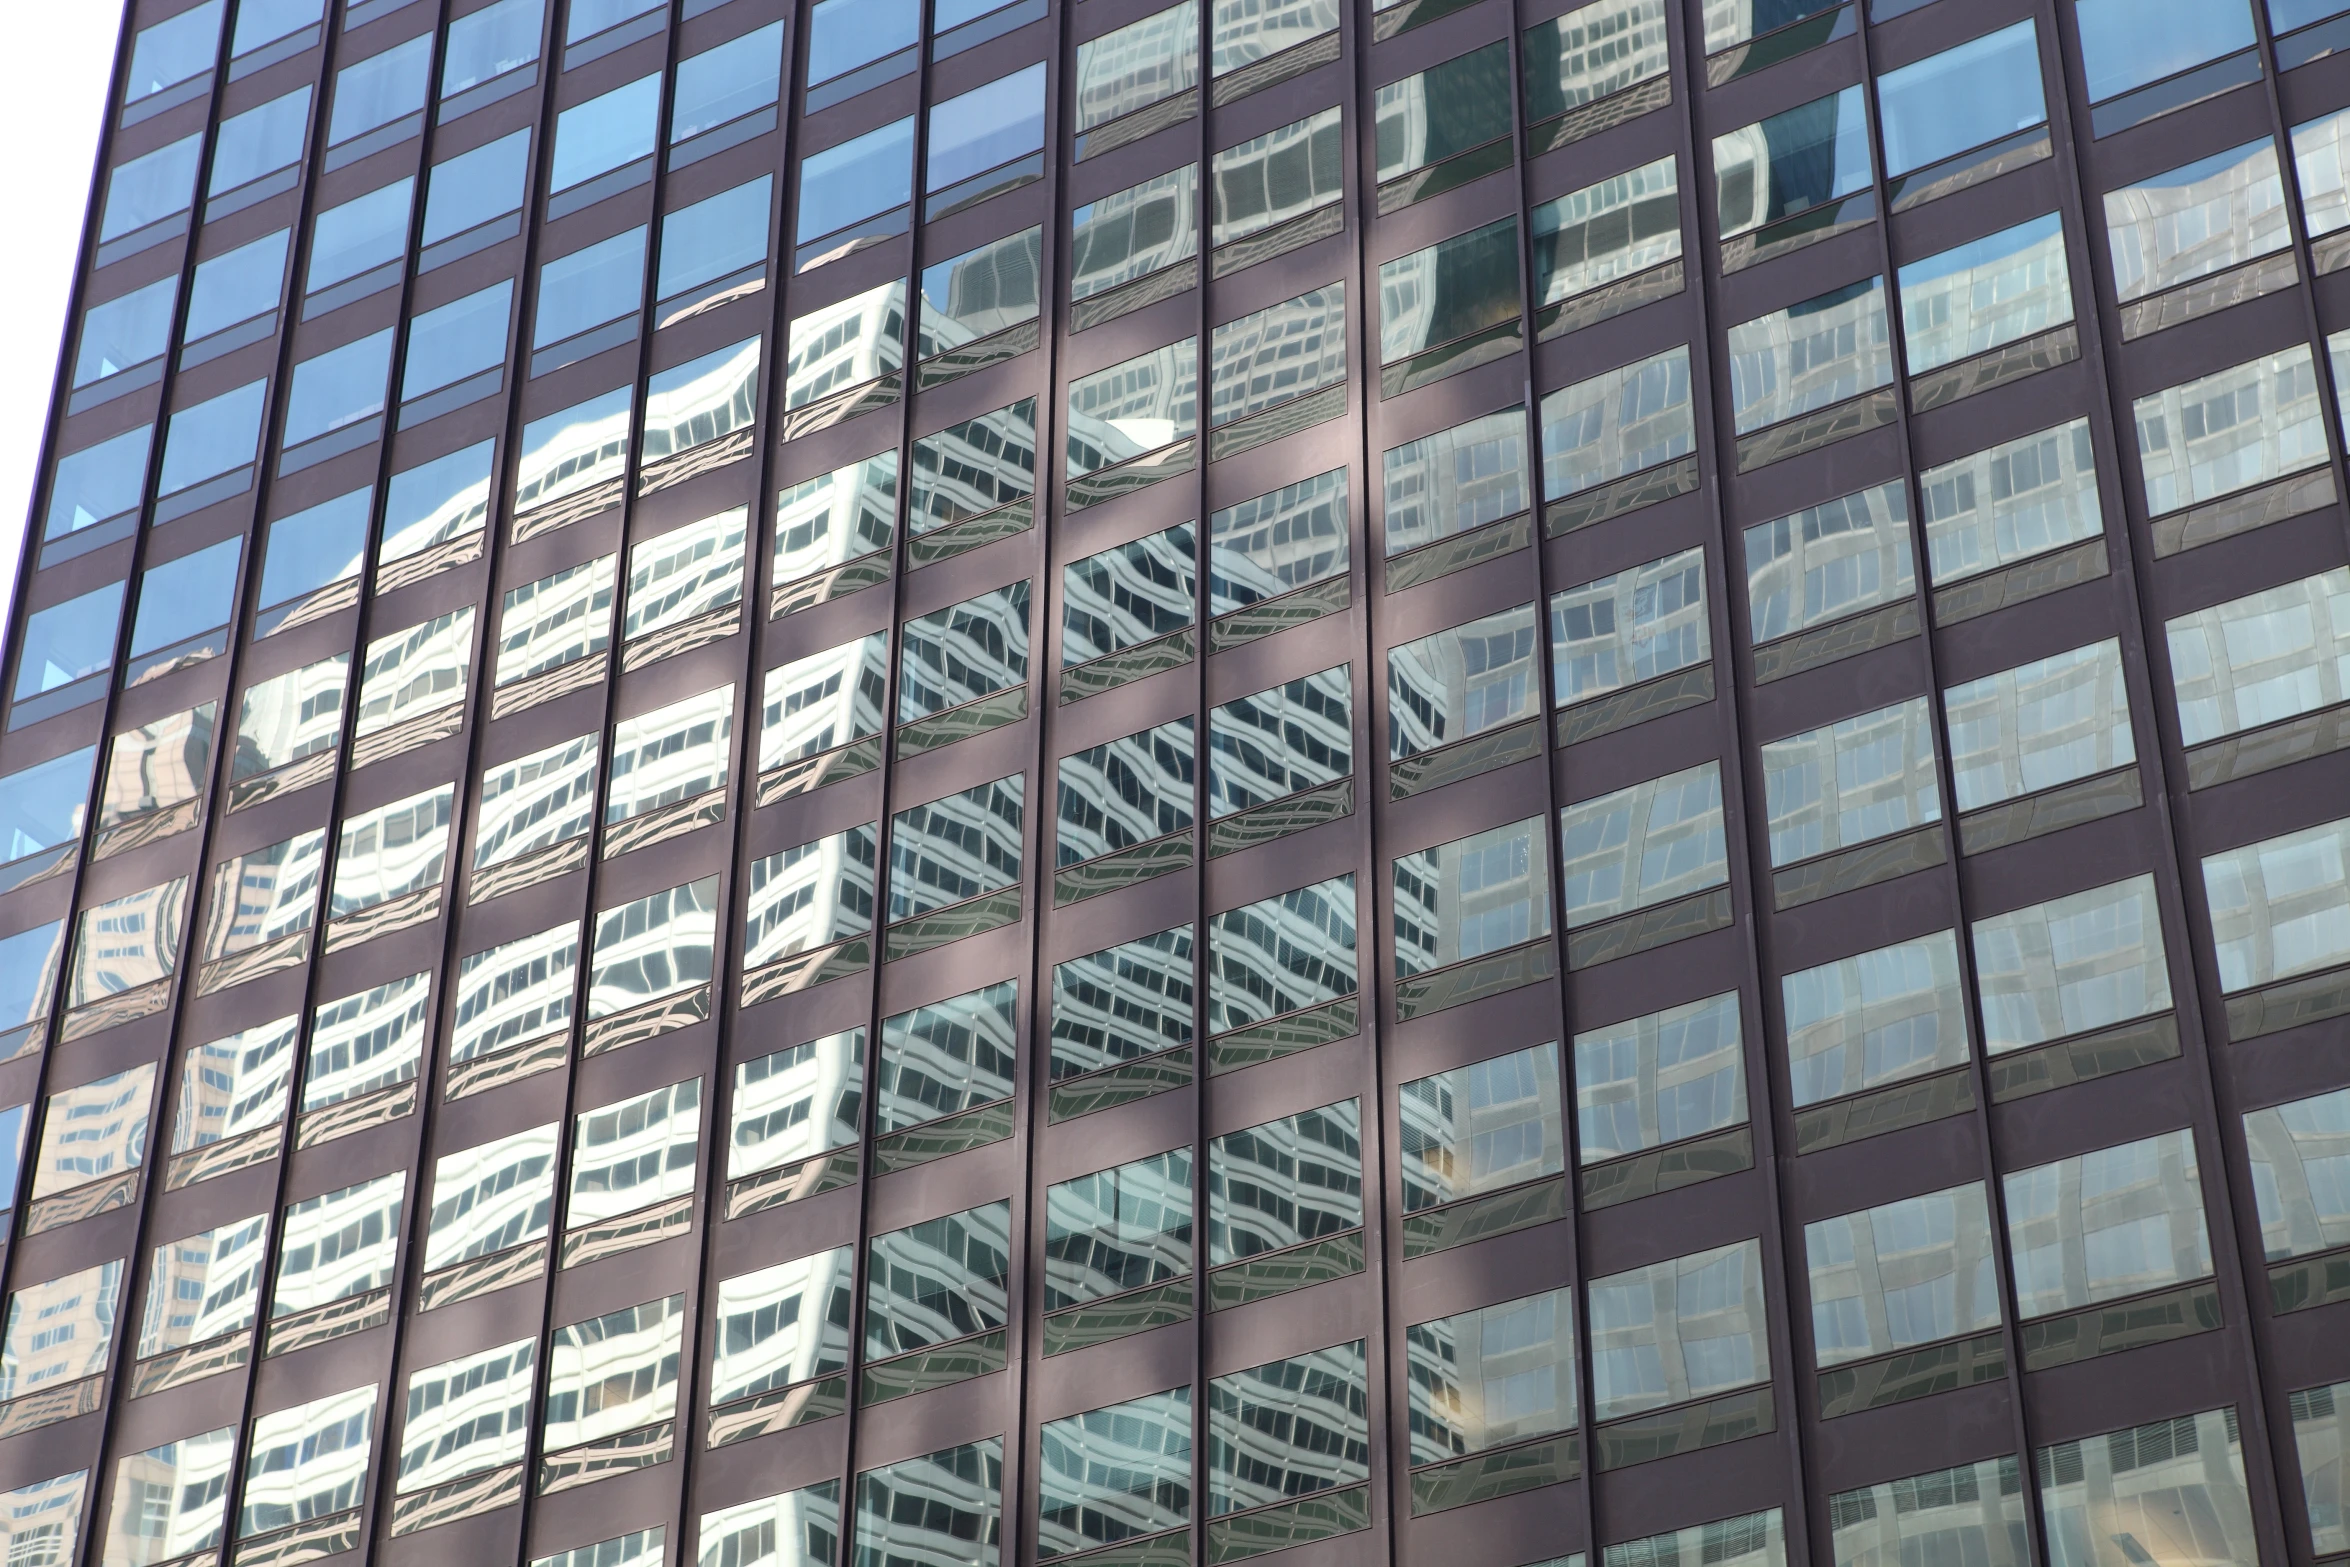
[9, 0, 2350, 1563]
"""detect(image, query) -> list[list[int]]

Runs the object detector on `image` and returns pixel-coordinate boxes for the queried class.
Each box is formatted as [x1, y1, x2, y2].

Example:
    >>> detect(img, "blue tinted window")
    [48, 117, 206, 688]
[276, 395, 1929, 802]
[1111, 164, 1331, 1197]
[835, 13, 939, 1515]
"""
[258, 488, 371, 609]
[1875, 21, 2045, 178]
[46, 428, 153, 540]
[0, 751, 96, 865]
[188, 230, 291, 338]
[808, 0, 918, 83]
[0, 1105, 23, 1209]
[568, 0, 663, 42]
[445, 0, 545, 93]
[797, 117, 915, 240]
[160, 380, 269, 493]
[404, 281, 514, 398]
[536, 228, 647, 345]
[101, 134, 203, 240]
[2274, 0, 2350, 30]
[284, 329, 395, 446]
[233, 0, 324, 53]
[328, 33, 431, 142]
[927, 64, 1046, 192]
[259, 488, 371, 608]
[551, 74, 660, 190]
[132, 538, 245, 655]
[211, 86, 313, 194]
[74, 277, 177, 386]
[423, 128, 532, 244]
[657, 176, 770, 297]
[14, 587, 124, 699]
[308, 178, 415, 291]
[126, 1, 224, 101]
[0, 924, 66, 1028]
[673, 23, 784, 142]
[383, 440, 495, 556]
[938, 0, 1016, 29]
[2074, 0, 2255, 101]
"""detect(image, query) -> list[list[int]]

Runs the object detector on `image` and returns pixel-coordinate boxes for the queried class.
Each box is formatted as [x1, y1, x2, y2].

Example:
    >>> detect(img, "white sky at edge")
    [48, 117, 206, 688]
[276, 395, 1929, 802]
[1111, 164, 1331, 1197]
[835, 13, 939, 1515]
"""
[0, 9, 124, 638]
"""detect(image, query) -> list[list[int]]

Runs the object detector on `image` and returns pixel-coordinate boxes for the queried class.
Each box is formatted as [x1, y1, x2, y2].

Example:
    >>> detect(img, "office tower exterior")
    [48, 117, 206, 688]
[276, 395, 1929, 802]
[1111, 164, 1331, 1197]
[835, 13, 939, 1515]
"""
[8, 0, 2350, 1562]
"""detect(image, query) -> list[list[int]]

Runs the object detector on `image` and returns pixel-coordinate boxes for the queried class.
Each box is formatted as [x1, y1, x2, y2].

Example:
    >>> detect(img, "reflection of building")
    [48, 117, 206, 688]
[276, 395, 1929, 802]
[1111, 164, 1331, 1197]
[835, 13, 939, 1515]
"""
[878, 982, 1018, 1130]
[899, 584, 1031, 718]
[784, 280, 906, 407]
[1066, 341, 1196, 474]
[773, 455, 898, 586]
[473, 735, 600, 869]
[105, 1427, 235, 1566]
[1211, 109, 1342, 246]
[1392, 819, 1547, 974]
[1062, 525, 1196, 664]
[917, 231, 1039, 356]
[0, 1261, 123, 1398]
[301, 972, 431, 1110]
[1207, 877, 1357, 1031]
[1073, 1, 1197, 131]
[1208, 668, 1351, 814]
[450, 924, 578, 1063]
[713, 1249, 854, 1402]
[202, 829, 325, 959]
[730, 1030, 865, 1178]
[745, 825, 877, 964]
[1070, 169, 1198, 300]
[1398, 1043, 1563, 1210]
[271, 1173, 404, 1316]
[1049, 929, 1194, 1079]
[1207, 1344, 1367, 1511]
[423, 1126, 558, 1270]
[587, 878, 719, 1016]
[68, 878, 189, 1004]
[1209, 1101, 1360, 1256]
[1208, 470, 1348, 612]
[760, 635, 888, 767]
[136, 1214, 267, 1358]
[1044, 1150, 1192, 1306]
[910, 399, 1037, 528]
[169, 1016, 298, 1155]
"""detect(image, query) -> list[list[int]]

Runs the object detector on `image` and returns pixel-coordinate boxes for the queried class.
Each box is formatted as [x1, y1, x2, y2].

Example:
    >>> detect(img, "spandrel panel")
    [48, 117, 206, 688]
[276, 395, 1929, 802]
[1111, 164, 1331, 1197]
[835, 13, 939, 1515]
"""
[1057, 719, 1196, 864]
[1782, 931, 1969, 1107]
[271, 1171, 405, 1317]
[746, 824, 877, 964]
[1406, 1287, 1578, 1462]
[136, 1214, 267, 1357]
[877, 980, 1018, 1133]
[1399, 1042, 1566, 1211]
[1573, 992, 1744, 1163]
[865, 1200, 1014, 1355]
[762, 635, 889, 768]
[1050, 926, 1194, 1080]
[1585, 1239, 1769, 1419]
[543, 1294, 686, 1448]
[423, 1124, 559, 1270]
[1208, 666, 1351, 815]
[567, 1078, 702, 1228]
[171, 1016, 300, 1154]
[1207, 1098, 1362, 1261]
[302, 971, 430, 1110]
[1045, 1149, 1194, 1307]
[1206, 875, 1357, 1031]
[729, 1029, 865, 1179]
[712, 1248, 855, 1403]
[1803, 1183, 2002, 1367]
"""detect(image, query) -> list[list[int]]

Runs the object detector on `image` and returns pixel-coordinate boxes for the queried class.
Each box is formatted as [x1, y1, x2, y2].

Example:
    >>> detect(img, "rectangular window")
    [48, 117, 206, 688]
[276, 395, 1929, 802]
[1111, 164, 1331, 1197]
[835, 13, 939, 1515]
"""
[101, 134, 203, 244]
[513, 384, 633, 513]
[2245, 1085, 2350, 1262]
[606, 684, 733, 827]
[796, 117, 916, 250]
[200, 833, 323, 962]
[451, 925, 577, 1065]
[1532, 156, 1681, 313]
[1039, 1389, 1191, 1560]
[761, 633, 889, 770]
[1376, 41, 1511, 182]
[1050, 926, 1194, 1081]
[170, 1018, 296, 1161]
[1379, 218, 1521, 370]
[1875, 20, 2045, 179]
[2107, 139, 2288, 304]
[29, 1064, 156, 1202]
[1782, 931, 1968, 1107]
[403, 281, 512, 401]
[422, 128, 532, 248]
[327, 35, 429, 146]
[1760, 697, 1943, 867]
[128, 537, 242, 680]
[1522, 0, 1668, 125]
[1057, 720, 1195, 864]
[159, 379, 269, 496]
[2074, 0, 2255, 102]
[1392, 816, 1551, 976]
[550, 73, 659, 192]
[1207, 1344, 1367, 1515]
[211, 87, 313, 199]
[1558, 761, 1726, 926]
[1210, 283, 1347, 425]
[744, 823, 877, 966]
[587, 878, 719, 1016]
[1944, 639, 2133, 810]
[1210, 107, 1343, 248]
[1727, 276, 1893, 434]
[542, 1296, 685, 1449]
[2135, 345, 2326, 516]
[567, 0, 661, 44]
[97, 702, 216, 831]
[888, 775, 1025, 919]
[45, 425, 153, 544]
[1406, 1289, 1577, 1463]
[271, 1171, 404, 1316]
[1062, 524, 1196, 665]
[1610, 1514, 1785, 1567]
[1070, 167, 1199, 302]
[898, 583, 1030, 720]
[1045, 1150, 1192, 1308]
[396, 1338, 534, 1494]
[806, 0, 918, 88]
[1540, 345, 1693, 497]
[1398, 1042, 1565, 1211]
[232, 0, 322, 56]
[624, 508, 748, 641]
[1827, 1460, 2025, 1567]
[1383, 406, 1529, 557]
[125, 2, 223, 108]
[657, 176, 771, 305]
[925, 64, 1046, 200]
[785, 280, 907, 408]
[103, 1428, 236, 1565]
[2003, 1130, 2211, 1317]
[1572, 992, 1744, 1163]
[865, 1201, 1013, 1356]
[1210, 0, 1338, 76]
[1713, 87, 1871, 243]
[471, 734, 591, 876]
[442, 0, 543, 98]
[0, 747, 94, 872]
[673, 21, 783, 144]
[1207, 877, 1357, 1033]
[307, 178, 414, 295]
[1971, 874, 2172, 1050]
[1550, 546, 1708, 708]
[918, 229, 1040, 360]
[2166, 569, 2350, 746]
[0, 924, 65, 1046]
[534, 227, 647, 350]
[2294, 106, 2350, 241]
[1208, 469, 1348, 616]
[353, 607, 474, 735]
[256, 487, 368, 625]
[74, 276, 176, 388]
[641, 337, 761, 461]
[876, 981, 1018, 1135]
[2036, 1411, 2257, 1567]
[567, 1078, 701, 1228]
[1899, 213, 2072, 374]
[0, 1260, 124, 1397]
[700, 1487, 839, 1567]
[1074, 2, 1197, 131]
[1209, 1099, 1363, 1265]
[910, 398, 1038, 530]
[237, 1388, 376, 1539]
[712, 1248, 854, 1405]
[1918, 418, 2101, 586]
[1585, 1239, 1768, 1419]
[327, 784, 452, 917]
[497, 557, 616, 685]
[775, 453, 897, 596]
[728, 1029, 864, 1179]
[301, 971, 429, 1110]
[67, 878, 189, 1004]
[1804, 1183, 2000, 1367]
[1066, 339, 1197, 474]
[854, 1443, 1003, 1567]
[1208, 666, 1352, 815]
[2202, 816, 2350, 993]
[2290, 1382, 2350, 1558]
[283, 329, 395, 449]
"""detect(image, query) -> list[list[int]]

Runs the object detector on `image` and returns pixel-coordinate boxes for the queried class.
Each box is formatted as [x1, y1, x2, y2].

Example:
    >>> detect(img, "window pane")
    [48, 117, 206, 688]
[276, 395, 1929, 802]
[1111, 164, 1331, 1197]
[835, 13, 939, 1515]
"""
[284, 328, 396, 446]
[1207, 876, 1357, 1032]
[2244, 1085, 2350, 1262]
[2074, 0, 2255, 101]
[497, 557, 615, 684]
[606, 686, 733, 827]
[423, 128, 532, 245]
[422, 1123, 558, 1269]
[876, 980, 1018, 1133]
[1057, 720, 1195, 865]
[797, 117, 916, 242]
[1039, 1388, 1192, 1559]
[397, 1338, 534, 1493]
[0, 747, 94, 867]
[328, 34, 429, 143]
[211, 86, 313, 195]
[1210, 107, 1343, 248]
[674, 22, 784, 142]
[865, 1201, 1013, 1355]
[45, 425, 153, 541]
[1074, 2, 1197, 130]
[569, 0, 662, 42]
[785, 279, 907, 406]
[854, 1443, 1003, 1567]
[0, 1260, 123, 1396]
[699, 1483, 840, 1567]
[2003, 1129, 2210, 1317]
[624, 508, 748, 640]
[2294, 106, 2350, 241]
[1875, 21, 2045, 178]
[1522, 0, 1668, 122]
[568, 1078, 701, 1227]
[327, 785, 451, 917]
[354, 607, 474, 735]
[104, 1427, 236, 1566]
[2036, 1410, 2256, 1567]
[729, 1029, 864, 1179]
[1610, 1513, 1785, 1567]
[1782, 931, 1968, 1107]
[761, 633, 888, 768]
[127, 2, 223, 101]
[159, 379, 269, 494]
[1399, 1042, 1565, 1210]
[1392, 817, 1551, 977]
[2201, 815, 2350, 993]
[514, 385, 633, 512]
[927, 64, 1047, 193]
[1208, 665, 1351, 815]
[1045, 1150, 1192, 1307]
[1803, 1183, 2000, 1367]
[1206, 1344, 1368, 1512]
[910, 398, 1038, 530]
[1384, 406, 1529, 556]
[918, 229, 1041, 356]
[1207, 1099, 1362, 1261]
[1550, 545, 1708, 707]
[2165, 568, 2350, 747]
[888, 775, 1024, 918]
[1379, 217, 1521, 364]
[130, 538, 244, 663]
[234, 0, 323, 54]
[172, 1016, 295, 1154]
[1406, 1288, 1577, 1461]
[745, 823, 877, 965]
[188, 231, 290, 342]
[68, 878, 189, 1003]
[775, 452, 898, 591]
[538, 1530, 664, 1567]
[302, 971, 429, 1109]
[1062, 524, 1196, 665]
[642, 337, 761, 461]
[307, 178, 414, 292]
[808, 0, 919, 85]
[1898, 213, 2071, 374]
[1208, 468, 1348, 614]
[2291, 1381, 2350, 1557]
[1540, 345, 1693, 496]
[1918, 418, 2100, 586]
[1211, 0, 1337, 75]
[0, 924, 64, 1034]
[201, 832, 324, 962]
[1531, 156, 1681, 309]
[75, 276, 177, 386]
[1714, 86, 1872, 242]
[1066, 339, 1197, 474]
[1558, 760, 1727, 925]
[2137, 345, 2325, 516]
[1375, 41, 1510, 181]
[1071, 167, 1199, 301]
[713, 1248, 854, 1404]
[1050, 926, 1194, 1080]
[551, 74, 659, 191]
[1585, 1239, 1768, 1418]
[898, 582, 1030, 719]
[535, 227, 647, 347]
[442, 0, 543, 95]
[1389, 604, 1541, 760]
[543, 1295, 685, 1447]
[98, 704, 215, 835]
[587, 878, 719, 1016]
[1827, 1458, 2027, 1567]
[257, 487, 368, 613]
[1572, 992, 1743, 1162]
[101, 134, 203, 241]
[30, 1064, 155, 1201]
[1970, 874, 2172, 1050]
[1209, 283, 1346, 424]
[1944, 639, 2133, 810]
[272, 1171, 404, 1314]
[403, 281, 512, 400]
[658, 175, 772, 300]
[1726, 276, 1892, 433]
[1759, 696, 1943, 867]
[2106, 139, 2287, 305]
[238, 1387, 375, 1538]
